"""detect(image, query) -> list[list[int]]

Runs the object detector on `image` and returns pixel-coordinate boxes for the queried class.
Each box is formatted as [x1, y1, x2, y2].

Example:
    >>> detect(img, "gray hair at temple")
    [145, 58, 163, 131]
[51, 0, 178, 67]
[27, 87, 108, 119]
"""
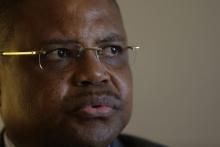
[0, 0, 119, 49]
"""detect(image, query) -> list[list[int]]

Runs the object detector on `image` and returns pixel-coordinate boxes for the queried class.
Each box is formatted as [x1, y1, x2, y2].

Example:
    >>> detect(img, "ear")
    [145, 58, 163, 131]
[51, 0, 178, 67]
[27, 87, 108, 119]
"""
[0, 78, 1, 107]
[0, 73, 1, 108]
[0, 62, 2, 107]
[0, 59, 6, 109]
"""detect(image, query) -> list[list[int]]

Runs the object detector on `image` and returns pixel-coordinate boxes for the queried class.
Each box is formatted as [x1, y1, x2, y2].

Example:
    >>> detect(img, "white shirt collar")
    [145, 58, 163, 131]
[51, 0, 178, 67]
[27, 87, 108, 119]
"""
[4, 133, 16, 147]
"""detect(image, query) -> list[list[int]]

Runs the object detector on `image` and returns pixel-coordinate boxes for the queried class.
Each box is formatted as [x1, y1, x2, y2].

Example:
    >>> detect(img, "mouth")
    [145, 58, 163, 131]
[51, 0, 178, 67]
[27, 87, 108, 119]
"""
[63, 93, 121, 119]
[77, 104, 114, 118]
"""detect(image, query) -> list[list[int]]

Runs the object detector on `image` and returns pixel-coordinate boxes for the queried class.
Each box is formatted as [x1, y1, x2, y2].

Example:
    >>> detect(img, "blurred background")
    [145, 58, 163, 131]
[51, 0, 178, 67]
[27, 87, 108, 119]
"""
[118, 0, 220, 147]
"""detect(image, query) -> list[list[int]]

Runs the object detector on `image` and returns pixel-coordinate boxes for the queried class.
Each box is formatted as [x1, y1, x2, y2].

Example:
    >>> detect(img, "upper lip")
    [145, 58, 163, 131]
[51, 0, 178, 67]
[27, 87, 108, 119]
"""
[61, 90, 122, 113]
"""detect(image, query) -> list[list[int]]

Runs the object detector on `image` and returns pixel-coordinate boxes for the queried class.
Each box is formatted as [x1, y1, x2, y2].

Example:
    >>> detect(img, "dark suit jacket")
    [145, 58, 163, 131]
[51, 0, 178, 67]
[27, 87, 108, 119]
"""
[113, 134, 166, 147]
[0, 131, 166, 147]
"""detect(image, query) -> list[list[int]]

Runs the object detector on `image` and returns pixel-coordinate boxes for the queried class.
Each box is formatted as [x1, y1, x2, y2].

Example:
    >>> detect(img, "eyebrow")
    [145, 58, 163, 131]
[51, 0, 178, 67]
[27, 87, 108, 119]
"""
[95, 33, 126, 44]
[39, 33, 125, 46]
[40, 39, 80, 45]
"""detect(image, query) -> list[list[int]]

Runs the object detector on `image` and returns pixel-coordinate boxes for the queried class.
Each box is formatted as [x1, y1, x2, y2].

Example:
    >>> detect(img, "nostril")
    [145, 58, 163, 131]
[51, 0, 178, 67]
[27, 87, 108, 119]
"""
[101, 79, 108, 84]
[80, 81, 92, 86]
[78, 78, 109, 86]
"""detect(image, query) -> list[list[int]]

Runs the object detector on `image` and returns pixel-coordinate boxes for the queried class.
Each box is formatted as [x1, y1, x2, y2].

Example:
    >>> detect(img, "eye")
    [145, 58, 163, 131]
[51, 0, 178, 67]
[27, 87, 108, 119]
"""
[46, 48, 73, 60]
[56, 48, 70, 58]
[102, 46, 123, 57]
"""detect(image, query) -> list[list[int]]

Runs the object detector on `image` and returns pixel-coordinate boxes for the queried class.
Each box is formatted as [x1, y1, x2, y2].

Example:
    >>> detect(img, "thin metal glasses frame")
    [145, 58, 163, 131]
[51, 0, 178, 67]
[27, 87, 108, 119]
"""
[0, 46, 140, 70]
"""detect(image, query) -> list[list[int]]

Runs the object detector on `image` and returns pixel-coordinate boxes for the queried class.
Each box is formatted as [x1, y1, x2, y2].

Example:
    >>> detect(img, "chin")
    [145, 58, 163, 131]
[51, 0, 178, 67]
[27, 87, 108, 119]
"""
[57, 119, 124, 147]
[45, 106, 127, 146]
[47, 126, 120, 147]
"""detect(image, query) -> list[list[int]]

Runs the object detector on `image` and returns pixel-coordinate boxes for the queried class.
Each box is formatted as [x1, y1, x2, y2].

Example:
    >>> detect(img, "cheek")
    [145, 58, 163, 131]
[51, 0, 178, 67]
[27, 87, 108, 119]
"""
[0, 66, 40, 127]
[30, 76, 68, 119]
[113, 67, 132, 101]
[1, 66, 67, 125]
[119, 68, 133, 125]
[110, 67, 133, 118]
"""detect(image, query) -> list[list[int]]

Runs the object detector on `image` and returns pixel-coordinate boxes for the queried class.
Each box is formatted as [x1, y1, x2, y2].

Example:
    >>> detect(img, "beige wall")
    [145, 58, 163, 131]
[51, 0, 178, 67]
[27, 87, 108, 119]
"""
[118, 0, 220, 147]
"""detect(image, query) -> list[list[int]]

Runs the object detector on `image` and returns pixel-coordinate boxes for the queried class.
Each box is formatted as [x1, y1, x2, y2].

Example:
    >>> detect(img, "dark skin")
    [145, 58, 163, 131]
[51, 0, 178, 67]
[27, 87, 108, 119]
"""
[0, 0, 132, 147]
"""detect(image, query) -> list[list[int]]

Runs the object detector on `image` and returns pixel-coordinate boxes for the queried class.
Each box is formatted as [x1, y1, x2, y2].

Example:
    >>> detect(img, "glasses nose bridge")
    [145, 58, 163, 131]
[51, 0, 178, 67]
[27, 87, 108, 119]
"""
[79, 47, 102, 60]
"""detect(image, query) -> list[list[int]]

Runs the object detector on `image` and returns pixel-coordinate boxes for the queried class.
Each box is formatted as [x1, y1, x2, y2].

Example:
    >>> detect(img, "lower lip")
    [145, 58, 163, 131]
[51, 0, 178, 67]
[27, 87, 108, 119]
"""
[77, 105, 114, 118]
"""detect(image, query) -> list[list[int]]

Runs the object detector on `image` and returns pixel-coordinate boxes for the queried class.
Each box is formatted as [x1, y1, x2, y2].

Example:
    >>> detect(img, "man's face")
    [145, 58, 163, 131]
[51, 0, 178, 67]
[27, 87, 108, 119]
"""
[0, 0, 132, 146]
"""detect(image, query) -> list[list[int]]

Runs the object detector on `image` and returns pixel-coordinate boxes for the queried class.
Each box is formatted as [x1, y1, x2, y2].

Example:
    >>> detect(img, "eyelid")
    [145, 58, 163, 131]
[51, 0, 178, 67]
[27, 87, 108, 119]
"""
[100, 43, 125, 49]
[104, 45, 126, 53]
[43, 47, 77, 53]
[42, 44, 81, 50]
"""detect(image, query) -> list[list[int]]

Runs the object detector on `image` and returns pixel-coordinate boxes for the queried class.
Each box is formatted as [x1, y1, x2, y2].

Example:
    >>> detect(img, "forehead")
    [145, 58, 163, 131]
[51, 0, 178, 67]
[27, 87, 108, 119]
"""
[15, 0, 126, 47]
[19, 0, 118, 19]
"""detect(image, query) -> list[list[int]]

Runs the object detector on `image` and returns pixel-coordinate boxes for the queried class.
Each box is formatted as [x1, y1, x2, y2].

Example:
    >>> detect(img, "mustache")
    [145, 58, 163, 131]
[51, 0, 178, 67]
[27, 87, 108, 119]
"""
[61, 89, 122, 112]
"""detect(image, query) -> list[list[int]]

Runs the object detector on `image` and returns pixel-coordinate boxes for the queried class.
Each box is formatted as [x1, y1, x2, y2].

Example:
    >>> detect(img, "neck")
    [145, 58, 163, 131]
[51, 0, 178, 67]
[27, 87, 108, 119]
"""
[5, 136, 112, 147]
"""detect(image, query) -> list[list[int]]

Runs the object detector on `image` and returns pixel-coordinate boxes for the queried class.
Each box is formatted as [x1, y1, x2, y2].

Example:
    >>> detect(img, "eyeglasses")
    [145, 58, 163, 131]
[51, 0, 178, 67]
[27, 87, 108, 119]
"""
[0, 46, 140, 71]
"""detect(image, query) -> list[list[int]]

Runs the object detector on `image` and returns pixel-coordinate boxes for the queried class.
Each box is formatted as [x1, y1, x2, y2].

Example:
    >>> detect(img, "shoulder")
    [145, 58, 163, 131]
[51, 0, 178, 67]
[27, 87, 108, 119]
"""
[117, 134, 167, 147]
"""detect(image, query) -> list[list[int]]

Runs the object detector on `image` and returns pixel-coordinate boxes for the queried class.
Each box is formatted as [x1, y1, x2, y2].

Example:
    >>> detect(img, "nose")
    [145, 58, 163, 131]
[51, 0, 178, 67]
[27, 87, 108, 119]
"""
[71, 51, 110, 86]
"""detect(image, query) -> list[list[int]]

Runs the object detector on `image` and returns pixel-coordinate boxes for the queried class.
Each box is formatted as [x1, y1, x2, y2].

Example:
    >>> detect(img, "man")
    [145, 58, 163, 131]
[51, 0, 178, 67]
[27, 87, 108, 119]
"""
[0, 0, 165, 146]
